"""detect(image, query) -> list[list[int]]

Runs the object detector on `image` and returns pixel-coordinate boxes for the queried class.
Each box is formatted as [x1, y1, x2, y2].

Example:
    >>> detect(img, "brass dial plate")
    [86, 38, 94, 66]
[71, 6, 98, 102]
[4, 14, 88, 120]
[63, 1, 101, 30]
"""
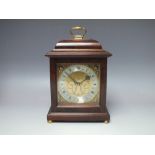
[57, 63, 100, 105]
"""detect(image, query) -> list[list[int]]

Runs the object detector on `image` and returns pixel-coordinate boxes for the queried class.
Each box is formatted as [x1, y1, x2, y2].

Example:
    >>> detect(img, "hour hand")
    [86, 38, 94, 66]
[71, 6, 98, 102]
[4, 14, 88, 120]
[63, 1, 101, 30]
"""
[80, 75, 90, 84]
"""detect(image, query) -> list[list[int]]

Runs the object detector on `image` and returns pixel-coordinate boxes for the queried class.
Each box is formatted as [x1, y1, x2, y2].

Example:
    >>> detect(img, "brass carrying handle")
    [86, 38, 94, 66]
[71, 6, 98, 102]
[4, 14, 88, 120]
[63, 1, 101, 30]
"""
[70, 26, 87, 40]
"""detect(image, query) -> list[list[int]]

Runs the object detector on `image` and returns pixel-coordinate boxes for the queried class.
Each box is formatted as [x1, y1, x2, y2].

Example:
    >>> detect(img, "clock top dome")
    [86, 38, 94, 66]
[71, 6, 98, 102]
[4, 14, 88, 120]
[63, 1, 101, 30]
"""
[55, 39, 103, 50]
[45, 26, 112, 58]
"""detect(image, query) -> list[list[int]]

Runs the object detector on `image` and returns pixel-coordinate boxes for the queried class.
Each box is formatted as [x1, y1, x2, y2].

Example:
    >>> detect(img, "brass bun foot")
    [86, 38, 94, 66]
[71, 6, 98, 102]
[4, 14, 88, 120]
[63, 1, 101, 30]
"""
[104, 120, 109, 124]
[48, 120, 52, 124]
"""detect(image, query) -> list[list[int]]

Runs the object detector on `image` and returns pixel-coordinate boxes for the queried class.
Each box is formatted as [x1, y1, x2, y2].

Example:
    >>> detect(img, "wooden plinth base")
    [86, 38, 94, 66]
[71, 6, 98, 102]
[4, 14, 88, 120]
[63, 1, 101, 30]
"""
[47, 107, 110, 122]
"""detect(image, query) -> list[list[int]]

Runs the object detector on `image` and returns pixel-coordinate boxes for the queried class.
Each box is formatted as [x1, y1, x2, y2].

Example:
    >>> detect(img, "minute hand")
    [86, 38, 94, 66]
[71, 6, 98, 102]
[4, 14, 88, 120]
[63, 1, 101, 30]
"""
[65, 72, 78, 84]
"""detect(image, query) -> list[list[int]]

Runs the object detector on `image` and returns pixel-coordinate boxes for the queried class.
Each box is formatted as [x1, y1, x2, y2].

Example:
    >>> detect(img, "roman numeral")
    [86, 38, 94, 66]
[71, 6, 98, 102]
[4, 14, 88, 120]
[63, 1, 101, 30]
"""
[91, 91, 94, 94]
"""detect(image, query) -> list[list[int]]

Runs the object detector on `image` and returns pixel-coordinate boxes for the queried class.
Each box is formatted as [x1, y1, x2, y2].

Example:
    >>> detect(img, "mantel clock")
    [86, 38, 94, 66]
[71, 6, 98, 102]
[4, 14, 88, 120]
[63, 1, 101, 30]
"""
[45, 26, 112, 123]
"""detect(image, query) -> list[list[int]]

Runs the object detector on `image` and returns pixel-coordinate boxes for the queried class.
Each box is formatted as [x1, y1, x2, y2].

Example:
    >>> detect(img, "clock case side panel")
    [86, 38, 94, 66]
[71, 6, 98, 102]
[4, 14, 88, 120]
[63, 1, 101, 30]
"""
[100, 58, 108, 113]
[47, 58, 110, 121]
[49, 58, 57, 112]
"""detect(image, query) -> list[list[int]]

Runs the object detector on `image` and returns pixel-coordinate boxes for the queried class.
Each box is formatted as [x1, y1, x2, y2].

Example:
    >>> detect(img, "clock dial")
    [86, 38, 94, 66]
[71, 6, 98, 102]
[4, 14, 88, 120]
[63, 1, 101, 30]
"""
[57, 64, 100, 104]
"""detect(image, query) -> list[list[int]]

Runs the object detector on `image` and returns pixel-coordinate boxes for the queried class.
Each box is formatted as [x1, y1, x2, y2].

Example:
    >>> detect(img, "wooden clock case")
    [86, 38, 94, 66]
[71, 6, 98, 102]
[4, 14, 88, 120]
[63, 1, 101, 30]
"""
[45, 39, 112, 122]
